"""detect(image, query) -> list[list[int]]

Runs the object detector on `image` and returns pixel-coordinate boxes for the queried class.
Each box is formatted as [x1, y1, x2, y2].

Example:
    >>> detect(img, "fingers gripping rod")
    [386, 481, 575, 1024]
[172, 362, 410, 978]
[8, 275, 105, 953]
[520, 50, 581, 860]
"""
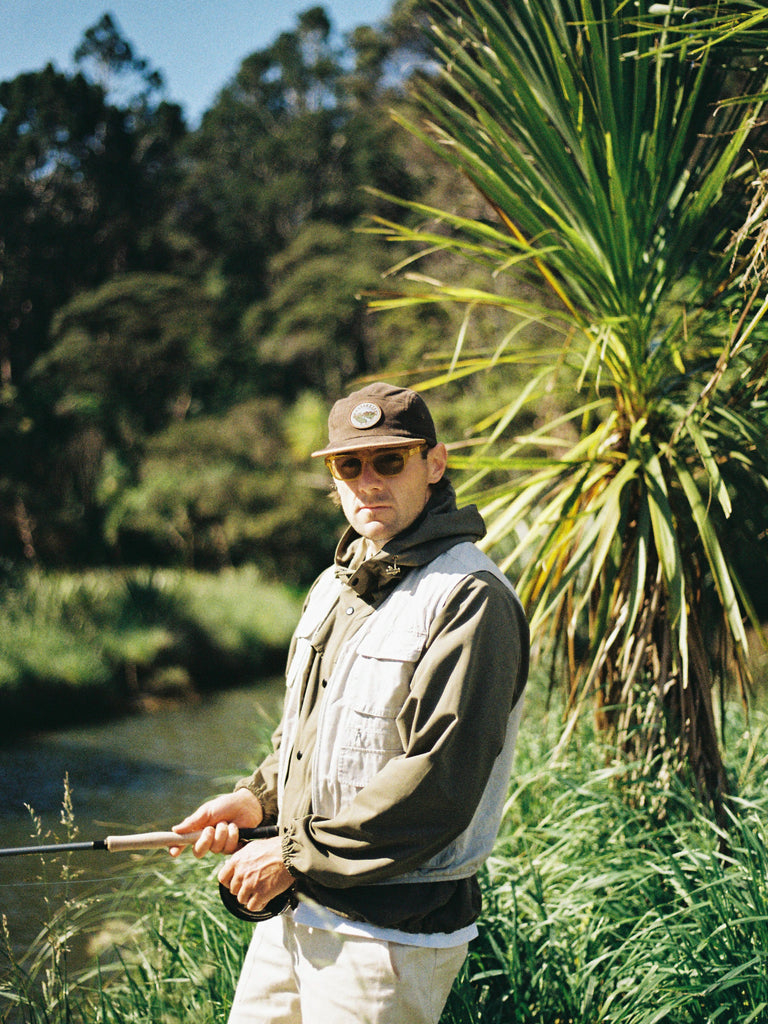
[0, 825, 288, 922]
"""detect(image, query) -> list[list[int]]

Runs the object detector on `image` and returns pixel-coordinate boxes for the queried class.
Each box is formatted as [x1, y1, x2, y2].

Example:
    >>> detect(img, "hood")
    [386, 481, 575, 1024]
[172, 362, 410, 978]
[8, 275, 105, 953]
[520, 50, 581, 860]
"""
[334, 479, 487, 600]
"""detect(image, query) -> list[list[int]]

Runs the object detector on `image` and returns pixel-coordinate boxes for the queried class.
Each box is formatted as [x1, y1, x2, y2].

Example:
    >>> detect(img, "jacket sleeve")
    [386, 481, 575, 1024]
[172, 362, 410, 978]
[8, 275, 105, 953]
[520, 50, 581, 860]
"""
[282, 570, 529, 887]
[233, 626, 305, 822]
[235, 725, 281, 823]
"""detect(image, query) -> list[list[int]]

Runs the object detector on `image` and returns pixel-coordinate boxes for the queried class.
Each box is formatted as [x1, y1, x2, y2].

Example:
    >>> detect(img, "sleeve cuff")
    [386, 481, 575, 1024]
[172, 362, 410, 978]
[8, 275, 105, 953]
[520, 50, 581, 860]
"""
[281, 824, 301, 878]
[234, 777, 279, 823]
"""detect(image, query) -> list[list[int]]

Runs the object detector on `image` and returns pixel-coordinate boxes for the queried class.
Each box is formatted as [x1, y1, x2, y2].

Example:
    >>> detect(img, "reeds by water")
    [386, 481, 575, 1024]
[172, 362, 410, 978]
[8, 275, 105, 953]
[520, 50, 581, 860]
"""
[3, 686, 768, 1023]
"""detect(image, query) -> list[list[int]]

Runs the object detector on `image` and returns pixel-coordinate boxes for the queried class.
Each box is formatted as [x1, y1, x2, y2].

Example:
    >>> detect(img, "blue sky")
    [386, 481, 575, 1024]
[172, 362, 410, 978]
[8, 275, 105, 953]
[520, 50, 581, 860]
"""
[1, 1, 396, 125]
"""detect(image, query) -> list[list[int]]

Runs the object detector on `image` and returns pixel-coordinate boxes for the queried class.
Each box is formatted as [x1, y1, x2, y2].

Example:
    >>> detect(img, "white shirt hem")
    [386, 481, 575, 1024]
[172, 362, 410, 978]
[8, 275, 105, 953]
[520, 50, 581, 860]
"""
[292, 898, 477, 948]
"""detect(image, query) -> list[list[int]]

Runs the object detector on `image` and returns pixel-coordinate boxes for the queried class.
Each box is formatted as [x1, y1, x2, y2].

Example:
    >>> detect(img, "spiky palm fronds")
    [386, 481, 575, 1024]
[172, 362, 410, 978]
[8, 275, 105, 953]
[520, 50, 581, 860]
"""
[369, 0, 768, 813]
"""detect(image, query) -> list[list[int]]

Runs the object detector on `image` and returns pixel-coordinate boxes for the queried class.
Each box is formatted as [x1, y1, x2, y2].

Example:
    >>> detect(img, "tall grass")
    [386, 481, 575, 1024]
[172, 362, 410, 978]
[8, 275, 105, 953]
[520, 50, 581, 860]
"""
[442, 701, 768, 1024]
[0, 567, 302, 736]
[3, 687, 768, 1023]
[1, 854, 252, 1023]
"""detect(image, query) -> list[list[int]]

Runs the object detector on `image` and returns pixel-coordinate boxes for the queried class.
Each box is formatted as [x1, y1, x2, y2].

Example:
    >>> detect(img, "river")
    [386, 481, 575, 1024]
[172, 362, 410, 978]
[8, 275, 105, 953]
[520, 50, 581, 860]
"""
[0, 679, 285, 970]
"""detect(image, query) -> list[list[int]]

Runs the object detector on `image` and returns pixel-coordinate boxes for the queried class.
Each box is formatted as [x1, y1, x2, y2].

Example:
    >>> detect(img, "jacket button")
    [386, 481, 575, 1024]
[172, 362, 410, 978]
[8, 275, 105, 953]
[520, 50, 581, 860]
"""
[296, 751, 303, 760]
[345, 606, 354, 615]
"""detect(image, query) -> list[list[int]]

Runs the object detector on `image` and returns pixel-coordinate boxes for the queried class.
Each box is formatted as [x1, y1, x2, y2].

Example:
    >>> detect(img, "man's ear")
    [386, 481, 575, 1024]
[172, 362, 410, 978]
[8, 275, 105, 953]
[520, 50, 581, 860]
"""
[427, 443, 448, 484]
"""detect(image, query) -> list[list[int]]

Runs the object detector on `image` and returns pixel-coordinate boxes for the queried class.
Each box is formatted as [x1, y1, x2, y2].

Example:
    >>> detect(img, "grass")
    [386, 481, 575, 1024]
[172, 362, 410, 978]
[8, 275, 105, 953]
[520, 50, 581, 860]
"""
[2, 683, 768, 1023]
[441, 694, 768, 1024]
[0, 567, 303, 737]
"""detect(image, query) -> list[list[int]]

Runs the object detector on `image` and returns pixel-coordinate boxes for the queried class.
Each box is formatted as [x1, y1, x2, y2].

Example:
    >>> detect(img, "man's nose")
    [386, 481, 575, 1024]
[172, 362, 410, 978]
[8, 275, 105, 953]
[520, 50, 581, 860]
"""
[358, 460, 385, 487]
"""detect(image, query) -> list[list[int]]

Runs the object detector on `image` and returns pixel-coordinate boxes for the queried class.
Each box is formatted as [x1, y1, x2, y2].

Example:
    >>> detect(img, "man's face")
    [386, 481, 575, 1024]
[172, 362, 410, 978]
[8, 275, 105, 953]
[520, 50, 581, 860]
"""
[330, 442, 448, 550]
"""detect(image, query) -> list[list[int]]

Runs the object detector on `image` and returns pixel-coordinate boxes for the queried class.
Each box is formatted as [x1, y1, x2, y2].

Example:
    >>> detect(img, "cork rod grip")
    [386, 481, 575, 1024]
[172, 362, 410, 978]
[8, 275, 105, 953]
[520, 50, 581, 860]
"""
[103, 825, 278, 853]
[104, 830, 205, 852]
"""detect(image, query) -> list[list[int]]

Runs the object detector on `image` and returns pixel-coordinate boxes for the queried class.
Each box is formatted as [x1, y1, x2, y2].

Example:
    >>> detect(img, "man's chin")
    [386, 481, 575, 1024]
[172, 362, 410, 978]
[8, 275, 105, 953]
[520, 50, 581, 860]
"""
[355, 521, 393, 548]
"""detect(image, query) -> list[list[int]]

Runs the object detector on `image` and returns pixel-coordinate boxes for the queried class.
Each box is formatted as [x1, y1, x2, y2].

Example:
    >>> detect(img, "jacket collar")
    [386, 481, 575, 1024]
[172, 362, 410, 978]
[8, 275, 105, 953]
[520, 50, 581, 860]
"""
[334, 480, 486, 600]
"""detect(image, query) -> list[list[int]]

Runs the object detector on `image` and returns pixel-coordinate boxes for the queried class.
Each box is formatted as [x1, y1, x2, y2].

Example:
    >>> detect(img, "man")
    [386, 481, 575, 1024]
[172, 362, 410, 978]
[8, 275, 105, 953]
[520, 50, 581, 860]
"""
[173, 382, 529, 1024]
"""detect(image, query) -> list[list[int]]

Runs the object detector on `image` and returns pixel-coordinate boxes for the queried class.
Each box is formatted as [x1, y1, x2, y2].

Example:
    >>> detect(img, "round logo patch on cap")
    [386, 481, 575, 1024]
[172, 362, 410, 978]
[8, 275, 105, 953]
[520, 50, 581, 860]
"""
[350, 402, 383, 430]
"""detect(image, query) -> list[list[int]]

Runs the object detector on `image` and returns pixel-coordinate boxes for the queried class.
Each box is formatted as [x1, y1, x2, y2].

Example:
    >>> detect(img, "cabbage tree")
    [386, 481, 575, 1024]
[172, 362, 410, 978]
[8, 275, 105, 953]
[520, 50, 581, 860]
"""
[369, 0, 768, 815]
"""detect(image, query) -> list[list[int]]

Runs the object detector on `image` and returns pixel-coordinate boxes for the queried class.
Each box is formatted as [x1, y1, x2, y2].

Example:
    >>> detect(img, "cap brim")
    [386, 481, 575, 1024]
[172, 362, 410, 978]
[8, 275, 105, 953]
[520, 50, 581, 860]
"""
[311, 435, 430, 458]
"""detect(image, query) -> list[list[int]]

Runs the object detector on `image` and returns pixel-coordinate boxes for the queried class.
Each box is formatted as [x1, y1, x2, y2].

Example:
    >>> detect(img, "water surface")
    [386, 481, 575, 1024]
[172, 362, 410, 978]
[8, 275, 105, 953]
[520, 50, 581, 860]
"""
[0, 680, 284, 963]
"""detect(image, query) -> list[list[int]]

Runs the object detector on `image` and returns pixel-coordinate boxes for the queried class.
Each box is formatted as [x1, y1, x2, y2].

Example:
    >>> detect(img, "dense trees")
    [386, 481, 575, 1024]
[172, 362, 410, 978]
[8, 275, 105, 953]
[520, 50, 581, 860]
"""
[0, 3, 447, 580]
[0, 47, 186, 564]
[4, 1, 768, 811]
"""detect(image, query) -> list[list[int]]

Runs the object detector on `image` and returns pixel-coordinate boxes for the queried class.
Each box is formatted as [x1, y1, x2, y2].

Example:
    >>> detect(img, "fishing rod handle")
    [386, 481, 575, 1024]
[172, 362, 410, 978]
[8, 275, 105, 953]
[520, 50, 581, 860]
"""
[0, 826, 279, 857]
[104, 824, 279, 853]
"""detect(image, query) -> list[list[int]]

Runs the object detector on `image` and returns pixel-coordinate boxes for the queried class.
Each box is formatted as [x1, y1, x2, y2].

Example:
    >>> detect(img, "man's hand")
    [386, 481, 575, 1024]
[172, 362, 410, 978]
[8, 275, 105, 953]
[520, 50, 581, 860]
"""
[170, 789, 264, 858]
[218, 835, 294, 914]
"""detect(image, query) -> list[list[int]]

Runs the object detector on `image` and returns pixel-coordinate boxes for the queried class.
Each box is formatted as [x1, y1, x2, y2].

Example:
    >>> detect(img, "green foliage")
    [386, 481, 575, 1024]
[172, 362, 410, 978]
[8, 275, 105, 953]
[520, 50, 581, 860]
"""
[99, 395, 342, 579]
[175, 5, 417, 321]
[24, 275, 219, 560]
[0, 34, 186, 566]
[5, 686, 768, 1023]
[0, 568, 302, 737]
[442, 685, 768, 1023]
[369, 0, 768, 812]
[41, 274, 216, 437]
[73, 12, 165, 106]
[0, 782, 255, 1024]
[0, 5, 444, 575]
[645, 2, 768, 82]
[244, 223, 389, 398]
[445, 761, 768, 1023]
[0, 58, 184, 382]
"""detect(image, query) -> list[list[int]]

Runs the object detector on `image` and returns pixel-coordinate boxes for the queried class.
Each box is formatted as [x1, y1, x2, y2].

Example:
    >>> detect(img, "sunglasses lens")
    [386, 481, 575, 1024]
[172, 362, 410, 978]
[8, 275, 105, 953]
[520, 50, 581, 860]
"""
[372, 452, 406, 476]
[334, 457, 363, 480]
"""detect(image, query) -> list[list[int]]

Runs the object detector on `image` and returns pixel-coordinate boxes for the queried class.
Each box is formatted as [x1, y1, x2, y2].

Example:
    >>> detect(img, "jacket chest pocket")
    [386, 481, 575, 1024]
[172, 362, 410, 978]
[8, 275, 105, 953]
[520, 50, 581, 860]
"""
[335, 630, 426, 796]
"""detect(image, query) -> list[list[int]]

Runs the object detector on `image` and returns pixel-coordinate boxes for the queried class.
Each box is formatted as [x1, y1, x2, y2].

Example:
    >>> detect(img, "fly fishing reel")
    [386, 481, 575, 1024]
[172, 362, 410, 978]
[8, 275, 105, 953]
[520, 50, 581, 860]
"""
[218, 882, 295, 922]
[216, 823, 297, 921]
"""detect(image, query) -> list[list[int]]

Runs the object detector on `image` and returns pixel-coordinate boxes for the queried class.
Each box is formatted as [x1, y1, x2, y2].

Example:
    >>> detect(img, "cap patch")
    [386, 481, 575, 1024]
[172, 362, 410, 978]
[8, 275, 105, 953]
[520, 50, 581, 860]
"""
[350, 402, 382, 430]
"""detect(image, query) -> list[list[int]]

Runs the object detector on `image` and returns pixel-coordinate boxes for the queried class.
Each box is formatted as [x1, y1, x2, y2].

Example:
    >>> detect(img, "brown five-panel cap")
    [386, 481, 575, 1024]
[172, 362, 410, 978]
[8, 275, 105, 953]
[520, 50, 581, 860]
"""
[311, 382, 438, 457]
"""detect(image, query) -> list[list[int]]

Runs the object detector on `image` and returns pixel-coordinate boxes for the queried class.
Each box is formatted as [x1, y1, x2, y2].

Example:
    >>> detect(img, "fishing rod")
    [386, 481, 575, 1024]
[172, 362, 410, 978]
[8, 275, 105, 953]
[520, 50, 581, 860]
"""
[0, 824, 292, 922]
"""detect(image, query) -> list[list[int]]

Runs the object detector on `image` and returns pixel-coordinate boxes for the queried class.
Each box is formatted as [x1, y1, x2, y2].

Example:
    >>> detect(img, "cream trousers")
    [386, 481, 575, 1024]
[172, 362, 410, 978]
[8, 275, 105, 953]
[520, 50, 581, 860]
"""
[227, 913, 467, 1024]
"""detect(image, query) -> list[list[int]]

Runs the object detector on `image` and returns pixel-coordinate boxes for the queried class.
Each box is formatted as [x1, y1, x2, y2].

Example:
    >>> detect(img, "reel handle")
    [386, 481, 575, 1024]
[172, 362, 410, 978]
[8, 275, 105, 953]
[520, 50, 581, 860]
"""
[217, 823, 295, 921]
[218, 883, 294, 921]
